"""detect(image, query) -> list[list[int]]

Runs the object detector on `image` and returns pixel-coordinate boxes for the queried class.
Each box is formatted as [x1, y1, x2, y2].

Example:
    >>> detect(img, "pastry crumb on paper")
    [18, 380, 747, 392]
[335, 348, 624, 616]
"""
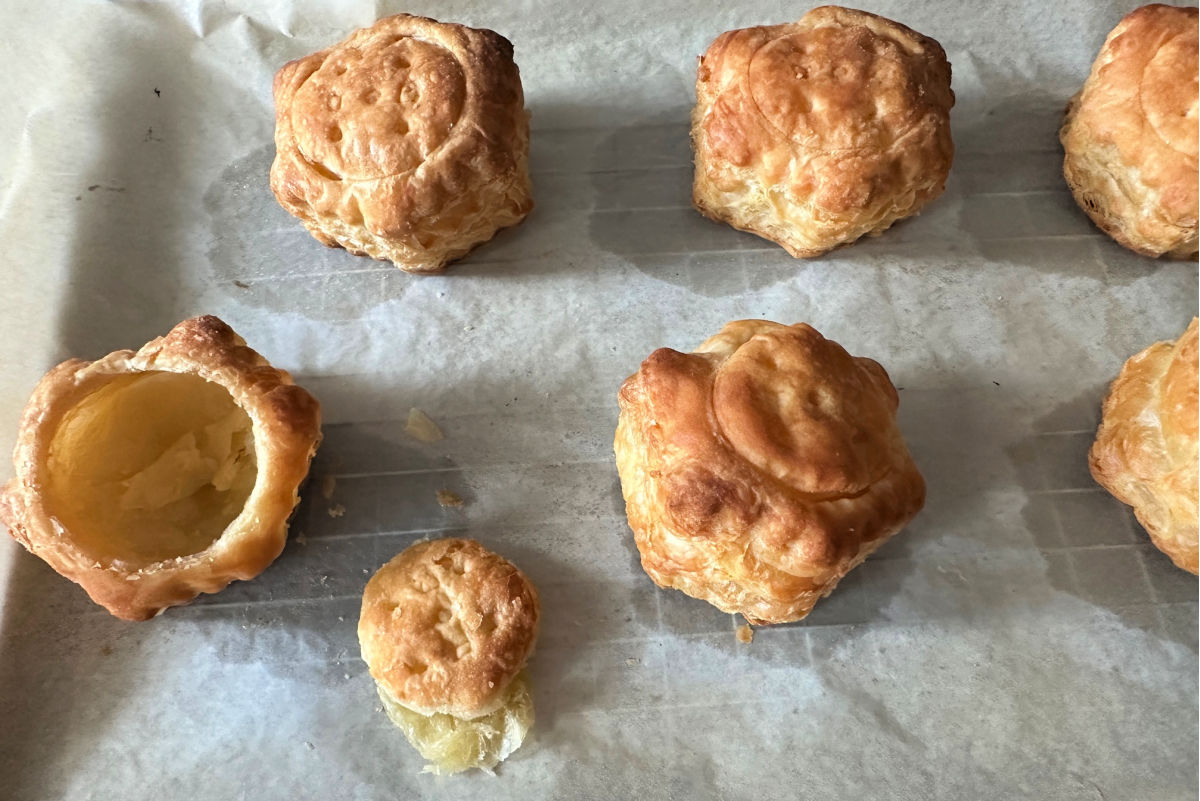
[327, 504, 345, 518]
[436, 489, 463, 507]
[405, 408, 443, 442]
[736, 624, 754, 644]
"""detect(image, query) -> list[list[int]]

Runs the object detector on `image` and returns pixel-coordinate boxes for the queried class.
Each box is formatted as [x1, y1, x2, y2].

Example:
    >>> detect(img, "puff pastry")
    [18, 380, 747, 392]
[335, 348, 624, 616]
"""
[691, 6, 955, 258]
[358, 538, 540, 774]
[1060, 4, 1199, 259]
[270, 14, 533, 273]
[614, 320, 925, 624]
[0, 316, 322, 621]
[1090, 319, 1199, 574]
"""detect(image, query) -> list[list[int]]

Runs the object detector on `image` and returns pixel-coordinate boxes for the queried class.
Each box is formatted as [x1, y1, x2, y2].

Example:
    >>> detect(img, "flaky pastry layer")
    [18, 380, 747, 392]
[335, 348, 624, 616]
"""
[358, 538, 540, 719]
[1090, 319, 1199, 574]
[691, 6, 954, 258]
[377, 669, 533, 775]
[1060, 4, 1199, 259]
[0, 316, 322, 620]
[615, 320, 925, 624]
[270, 14, 533, 273]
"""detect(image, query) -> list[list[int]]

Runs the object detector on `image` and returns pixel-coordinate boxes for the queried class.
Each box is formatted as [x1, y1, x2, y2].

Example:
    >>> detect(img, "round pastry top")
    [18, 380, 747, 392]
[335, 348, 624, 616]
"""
[358, 538, 540, 719]
[289, 30, 467, 182]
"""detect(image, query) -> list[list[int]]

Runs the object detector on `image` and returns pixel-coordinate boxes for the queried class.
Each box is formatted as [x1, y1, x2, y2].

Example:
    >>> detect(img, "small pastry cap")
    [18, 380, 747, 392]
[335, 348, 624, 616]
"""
[358, 538, 540, 719]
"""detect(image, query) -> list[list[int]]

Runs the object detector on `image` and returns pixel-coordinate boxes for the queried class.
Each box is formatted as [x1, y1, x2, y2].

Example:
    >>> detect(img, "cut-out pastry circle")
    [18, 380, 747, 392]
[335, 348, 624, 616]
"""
[0, 316, 322, 620]
[290, 35, 467, 182]
[615, 320, 925, 625]
[358, 537, 540, 774]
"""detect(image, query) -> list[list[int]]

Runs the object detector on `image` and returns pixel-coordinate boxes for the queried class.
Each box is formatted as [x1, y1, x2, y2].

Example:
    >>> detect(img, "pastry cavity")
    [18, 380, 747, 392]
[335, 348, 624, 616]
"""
[46, 372, 256, 567]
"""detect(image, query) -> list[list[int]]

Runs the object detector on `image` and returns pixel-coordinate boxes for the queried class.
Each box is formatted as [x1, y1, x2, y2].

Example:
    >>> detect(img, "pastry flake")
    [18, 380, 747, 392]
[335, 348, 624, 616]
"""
[1060, 4, 1199, 259]
[614, 320, 925, 624]
[1090, 318, 1199, 574]
[691, 6, 954, 258]
[0, 316, 322, 620]
[270, 14, 533, 273]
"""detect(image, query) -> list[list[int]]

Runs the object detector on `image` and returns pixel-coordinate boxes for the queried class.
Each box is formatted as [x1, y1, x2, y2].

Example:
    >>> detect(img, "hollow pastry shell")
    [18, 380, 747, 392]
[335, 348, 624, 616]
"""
[0, 316, 322, 620]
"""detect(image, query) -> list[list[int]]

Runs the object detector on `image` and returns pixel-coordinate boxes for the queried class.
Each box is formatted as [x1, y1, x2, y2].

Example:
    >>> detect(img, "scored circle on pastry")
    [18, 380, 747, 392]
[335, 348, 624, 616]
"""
[691, 6, 955, 258]
[1090, 319, 1199, 574]
[270, 14, 533, 273]
[1060, 4, 1198, 259]
[615, 320, 925, 625]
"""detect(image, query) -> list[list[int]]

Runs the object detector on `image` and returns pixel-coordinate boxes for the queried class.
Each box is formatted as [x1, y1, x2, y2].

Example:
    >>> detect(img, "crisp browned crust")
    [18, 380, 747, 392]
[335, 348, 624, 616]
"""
[358, 538, 540, 719]
[614, 320, 926, 624]
[269, 14, 533, 273]
[1060, 4, 1199, 259]
[0, 316, 322, 620]
[690, 6, 954, 258]
[1090, 319, 1198, 574]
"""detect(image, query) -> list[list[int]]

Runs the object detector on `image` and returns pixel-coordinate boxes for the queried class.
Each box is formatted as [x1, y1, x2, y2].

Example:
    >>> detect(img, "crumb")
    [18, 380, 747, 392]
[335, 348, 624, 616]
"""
[295, 530, 307, 546]
[304, 741, 315, 751]
[100, 645, 114, 656]
[625, 657, 640, 667]
[337, 616, 344, 623]
[328, 503, 345, 518]
[736, 624, 754, 644]
[436, 489, 463, 508]
[405, 408, 444, 442]
[321, 474, 337, 500]
[343, 673, 350, 680]
[233, 280, 250, 289]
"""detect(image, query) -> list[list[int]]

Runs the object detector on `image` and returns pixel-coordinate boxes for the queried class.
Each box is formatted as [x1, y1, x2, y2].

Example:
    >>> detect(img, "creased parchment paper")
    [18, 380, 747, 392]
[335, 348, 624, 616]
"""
[0, 1, 1195, 799]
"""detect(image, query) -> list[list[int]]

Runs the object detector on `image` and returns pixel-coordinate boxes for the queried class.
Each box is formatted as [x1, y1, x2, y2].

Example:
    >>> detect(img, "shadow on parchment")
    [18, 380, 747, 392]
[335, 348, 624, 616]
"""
[1007, 386, 1198, 653]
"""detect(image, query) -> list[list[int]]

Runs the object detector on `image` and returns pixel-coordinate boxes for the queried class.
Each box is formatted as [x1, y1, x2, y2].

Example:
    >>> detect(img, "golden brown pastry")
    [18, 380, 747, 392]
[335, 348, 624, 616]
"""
[358, 538, 540, 774]
[1090, 319, 1199, 574]
[0, 316, 322, 620]
[614, 320, 925, 624]
[691, 6, 954, 258]
[270, 14, 533, 273]
[1060, 5, 1198, 259]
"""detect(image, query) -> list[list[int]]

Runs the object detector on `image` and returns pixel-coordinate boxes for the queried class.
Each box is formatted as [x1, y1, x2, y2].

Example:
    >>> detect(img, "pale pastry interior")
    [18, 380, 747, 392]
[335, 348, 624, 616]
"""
[45, 371, 256, 567]
[378, 670, 533, 776]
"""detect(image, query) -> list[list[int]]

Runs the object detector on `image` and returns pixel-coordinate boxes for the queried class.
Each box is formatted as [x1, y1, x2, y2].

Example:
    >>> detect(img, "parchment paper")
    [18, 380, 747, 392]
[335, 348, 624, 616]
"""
[0, 1, 1196, 799]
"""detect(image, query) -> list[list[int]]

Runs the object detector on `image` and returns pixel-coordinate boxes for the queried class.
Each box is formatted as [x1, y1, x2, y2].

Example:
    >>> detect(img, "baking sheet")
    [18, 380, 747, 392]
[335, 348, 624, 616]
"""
[0, 1, 1196, 798]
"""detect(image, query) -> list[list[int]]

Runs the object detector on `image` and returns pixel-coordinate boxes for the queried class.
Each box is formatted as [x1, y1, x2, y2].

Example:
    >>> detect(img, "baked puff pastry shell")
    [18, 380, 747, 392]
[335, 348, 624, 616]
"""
[1090, 319, 1199, 574]
[270, 14, 533, 273]
[0, 316, 322, 620]
[1060, 4, 1198, 259]
[615, 320, 925, 624]
[691, 6, 954, 258]
[359, 538, 540, 774]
